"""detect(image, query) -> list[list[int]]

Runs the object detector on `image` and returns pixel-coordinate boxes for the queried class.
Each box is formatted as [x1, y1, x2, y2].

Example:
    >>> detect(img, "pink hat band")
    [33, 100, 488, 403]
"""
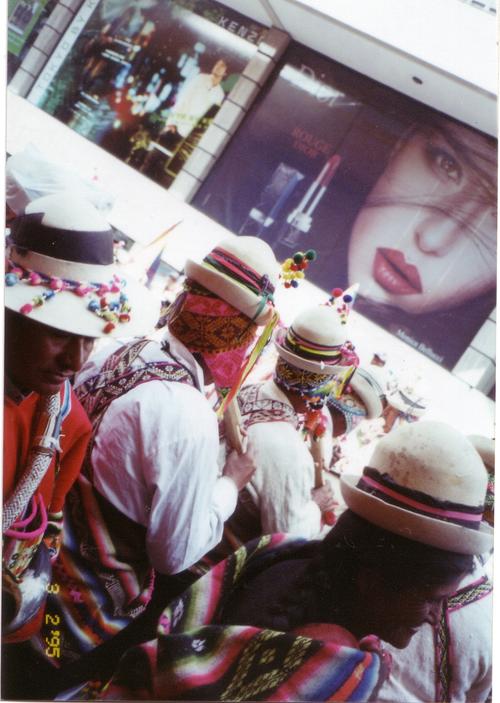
[357, 467, 484, 530]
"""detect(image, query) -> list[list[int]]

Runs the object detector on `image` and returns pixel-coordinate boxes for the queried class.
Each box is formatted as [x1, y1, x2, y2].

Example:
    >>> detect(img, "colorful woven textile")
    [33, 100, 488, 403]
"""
[167, 280, 257, 354]
[238, 383, 300, 431]
[34, 339, 196, 659]
[78, 535, 384, 701]
[274, 357, 332, 397]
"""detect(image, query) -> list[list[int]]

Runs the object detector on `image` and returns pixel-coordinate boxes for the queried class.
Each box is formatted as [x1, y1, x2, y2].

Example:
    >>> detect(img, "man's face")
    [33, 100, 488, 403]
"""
[212, 60, 227, 79]
[5, 311, 95, 396]
[357, 571, 466, 649]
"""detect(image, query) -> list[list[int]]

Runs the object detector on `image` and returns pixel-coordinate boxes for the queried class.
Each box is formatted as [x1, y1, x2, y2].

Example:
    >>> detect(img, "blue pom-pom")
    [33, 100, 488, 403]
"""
[87, 300, 99, 312]
[5, 273, 18, 286]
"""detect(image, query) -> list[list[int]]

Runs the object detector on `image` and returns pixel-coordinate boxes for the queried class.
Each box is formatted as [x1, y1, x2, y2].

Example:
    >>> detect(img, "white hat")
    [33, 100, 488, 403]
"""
[386, 369, 428, 418]
[468, 435, 495, 472]
[5, 193, 159, 338]
[341, 421, 493, 555]
[349, 367, 385, 419]
[274, 305, 350, 375]
[184, 237, 279, 325]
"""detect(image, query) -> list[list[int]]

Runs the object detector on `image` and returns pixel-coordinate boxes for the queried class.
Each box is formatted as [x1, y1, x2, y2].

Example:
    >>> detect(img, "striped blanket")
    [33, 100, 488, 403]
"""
[74, 534, 385, 701]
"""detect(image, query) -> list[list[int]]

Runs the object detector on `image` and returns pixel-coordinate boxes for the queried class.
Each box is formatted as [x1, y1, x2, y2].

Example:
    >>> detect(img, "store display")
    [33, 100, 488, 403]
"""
[193, 42, 497, 371]
[29, 0, 266, 189]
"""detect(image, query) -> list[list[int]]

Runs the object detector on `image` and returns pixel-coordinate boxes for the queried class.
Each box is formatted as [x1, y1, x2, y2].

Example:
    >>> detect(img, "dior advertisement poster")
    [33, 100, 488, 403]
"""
[30, 0, 265, 188]
[193, 42, 497, 371]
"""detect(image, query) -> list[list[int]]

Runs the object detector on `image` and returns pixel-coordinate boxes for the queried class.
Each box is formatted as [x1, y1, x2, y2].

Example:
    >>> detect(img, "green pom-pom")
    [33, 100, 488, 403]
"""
[305, 249, 317, 261]
[293, 252, 304, 264]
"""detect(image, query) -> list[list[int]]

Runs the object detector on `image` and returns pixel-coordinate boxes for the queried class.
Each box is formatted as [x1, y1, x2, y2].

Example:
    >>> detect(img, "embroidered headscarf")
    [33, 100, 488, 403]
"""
[167, 279, 257, 388]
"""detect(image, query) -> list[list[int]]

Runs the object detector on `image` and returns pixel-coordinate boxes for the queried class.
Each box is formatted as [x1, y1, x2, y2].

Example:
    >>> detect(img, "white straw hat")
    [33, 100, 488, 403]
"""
[274, 305, 350, 375]
[184, 237, 279, 325]
[341, 421, 493, 555]
[348, 367, 385, 419]
[386, 369, 429, 418]
[5, 193, 159, 338]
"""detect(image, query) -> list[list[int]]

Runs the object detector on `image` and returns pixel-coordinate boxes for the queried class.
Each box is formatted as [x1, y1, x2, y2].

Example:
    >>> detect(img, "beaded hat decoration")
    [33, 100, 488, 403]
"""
[280, 249, 317, 288]
[327, 283, 359, 324]
[5, 193, 159, 338]
[184, 237, 280, 325]
[341, 421, 494, 555]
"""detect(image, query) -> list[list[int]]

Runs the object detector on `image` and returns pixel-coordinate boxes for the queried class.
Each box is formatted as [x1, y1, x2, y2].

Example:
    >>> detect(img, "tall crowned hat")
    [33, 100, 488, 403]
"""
[275, 305, 350, 375]
[274, 284, 359, 385]
[184, 237, 280, 325]
[5, 193, 160, 338]
[341, 421, 494, 555]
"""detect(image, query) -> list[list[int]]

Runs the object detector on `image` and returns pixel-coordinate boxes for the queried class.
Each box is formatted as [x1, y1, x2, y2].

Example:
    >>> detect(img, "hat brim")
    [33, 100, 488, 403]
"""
[468, 435, 495, 472]
[350, 373, 383, 419]
[274, 327, 342, 375]
[185, 258, 274, 325]
[387, 390, 427, 417]
[340, 474, 494, 556]
[5, 272, 160, 339]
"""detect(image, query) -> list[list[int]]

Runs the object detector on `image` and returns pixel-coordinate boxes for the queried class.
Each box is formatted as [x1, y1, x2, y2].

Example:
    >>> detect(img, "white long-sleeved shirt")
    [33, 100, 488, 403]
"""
[74, 332, 237, 574]
[165, 73, 225, 138]
[242, 380, 322, 538]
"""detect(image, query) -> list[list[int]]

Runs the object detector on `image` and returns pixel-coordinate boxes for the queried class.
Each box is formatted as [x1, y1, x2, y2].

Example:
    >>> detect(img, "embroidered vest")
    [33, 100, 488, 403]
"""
[76, 338, 194, 480]
[238, 383, 299, 431]
[202, 384, 299, 568]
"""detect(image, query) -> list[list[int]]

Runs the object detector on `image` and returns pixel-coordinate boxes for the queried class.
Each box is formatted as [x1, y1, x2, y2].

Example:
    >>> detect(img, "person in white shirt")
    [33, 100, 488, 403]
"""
[220, 304, 359, 544]
[377, 435, 494, 703]
[162, 59, 227, 141]
[38, 235, 280, 689]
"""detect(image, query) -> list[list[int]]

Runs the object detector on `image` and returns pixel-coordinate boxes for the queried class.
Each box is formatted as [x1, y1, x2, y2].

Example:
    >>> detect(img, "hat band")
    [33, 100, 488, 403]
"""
[284, 327, 344, 365]
[358, 467, 483, 529]
[10, 214, 114, 265]
[397, 390, 426, 412]
[9, 249, 116, 284]
[203, 247, 275, 321]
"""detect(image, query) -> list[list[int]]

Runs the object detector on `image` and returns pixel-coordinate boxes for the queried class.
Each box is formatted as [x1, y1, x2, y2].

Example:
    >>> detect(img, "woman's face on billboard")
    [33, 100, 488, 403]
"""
[348, 120, 497, 314]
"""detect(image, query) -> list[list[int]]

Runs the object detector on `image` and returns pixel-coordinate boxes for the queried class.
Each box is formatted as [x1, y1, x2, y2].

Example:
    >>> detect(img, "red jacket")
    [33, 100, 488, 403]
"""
[3, 385, 92, 642]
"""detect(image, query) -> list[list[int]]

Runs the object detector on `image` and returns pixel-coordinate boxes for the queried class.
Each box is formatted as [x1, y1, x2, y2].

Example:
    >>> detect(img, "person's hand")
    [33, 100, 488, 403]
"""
[311, 483, 337, 512]
[223, 447, 256, 491]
